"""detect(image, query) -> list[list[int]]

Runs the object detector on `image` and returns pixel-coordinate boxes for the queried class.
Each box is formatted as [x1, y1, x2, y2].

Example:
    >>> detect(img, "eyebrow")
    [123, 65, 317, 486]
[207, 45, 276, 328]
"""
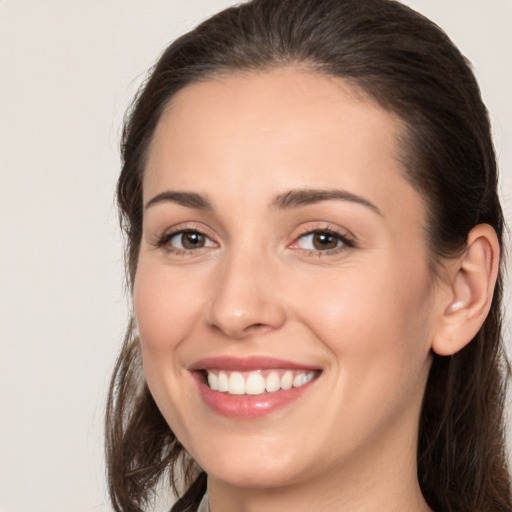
[145, 191, 214, 211]
[144, 188, 382, 216]
[270, 189, 382, 216]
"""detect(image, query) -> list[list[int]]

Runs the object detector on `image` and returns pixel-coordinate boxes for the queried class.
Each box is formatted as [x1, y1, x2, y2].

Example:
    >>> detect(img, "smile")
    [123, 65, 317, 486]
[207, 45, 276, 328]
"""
[206, 369, 318, 396]
[190, 357, 322, 418]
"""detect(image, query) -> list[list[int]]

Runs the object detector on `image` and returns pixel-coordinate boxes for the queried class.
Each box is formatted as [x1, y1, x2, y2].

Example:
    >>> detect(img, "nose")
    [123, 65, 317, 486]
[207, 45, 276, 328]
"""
[205, 249, 286, 340]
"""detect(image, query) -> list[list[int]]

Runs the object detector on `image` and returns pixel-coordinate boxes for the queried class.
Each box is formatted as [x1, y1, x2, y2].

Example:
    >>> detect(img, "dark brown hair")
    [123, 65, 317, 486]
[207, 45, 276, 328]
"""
[106, 1, 512, 511]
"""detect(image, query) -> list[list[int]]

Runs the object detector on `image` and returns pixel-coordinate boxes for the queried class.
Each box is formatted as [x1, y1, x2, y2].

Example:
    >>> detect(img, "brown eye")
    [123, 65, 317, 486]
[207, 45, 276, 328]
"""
[181, 231, 206, 249]
[312, 232, 339, 250]
[296, 231, 349, 252]
[165, 230, 216, 251]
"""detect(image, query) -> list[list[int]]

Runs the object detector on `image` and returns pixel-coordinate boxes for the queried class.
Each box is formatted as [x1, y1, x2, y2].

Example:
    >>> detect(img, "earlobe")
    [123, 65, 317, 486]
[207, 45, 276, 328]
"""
[432, 224, 500, 356]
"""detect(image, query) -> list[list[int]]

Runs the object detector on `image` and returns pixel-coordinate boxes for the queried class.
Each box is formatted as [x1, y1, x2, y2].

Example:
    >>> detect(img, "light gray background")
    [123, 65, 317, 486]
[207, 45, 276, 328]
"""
[1, 1, 511, 511]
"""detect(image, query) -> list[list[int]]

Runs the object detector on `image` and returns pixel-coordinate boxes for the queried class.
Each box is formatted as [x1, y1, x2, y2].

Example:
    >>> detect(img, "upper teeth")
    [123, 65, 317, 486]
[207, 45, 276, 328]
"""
[206, 370, 317, 396]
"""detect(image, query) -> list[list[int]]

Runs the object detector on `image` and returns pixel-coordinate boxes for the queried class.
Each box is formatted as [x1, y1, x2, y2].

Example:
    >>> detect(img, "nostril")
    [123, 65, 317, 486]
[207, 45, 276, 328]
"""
[246, 322, 273, 333]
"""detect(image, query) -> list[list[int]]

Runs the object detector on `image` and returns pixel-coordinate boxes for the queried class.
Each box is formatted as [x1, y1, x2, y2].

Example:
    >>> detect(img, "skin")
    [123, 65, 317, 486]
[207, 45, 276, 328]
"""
[134, 68, 439, 512]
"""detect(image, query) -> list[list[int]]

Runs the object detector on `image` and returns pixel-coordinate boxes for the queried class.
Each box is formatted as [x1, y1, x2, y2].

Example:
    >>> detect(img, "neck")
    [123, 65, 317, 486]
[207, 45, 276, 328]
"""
[208, 463, 430, 512]
[206, 416, 432, 512]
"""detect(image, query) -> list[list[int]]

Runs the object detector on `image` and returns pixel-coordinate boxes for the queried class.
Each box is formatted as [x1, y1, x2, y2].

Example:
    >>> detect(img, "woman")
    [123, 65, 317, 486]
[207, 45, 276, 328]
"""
[105, 0, 512, 511]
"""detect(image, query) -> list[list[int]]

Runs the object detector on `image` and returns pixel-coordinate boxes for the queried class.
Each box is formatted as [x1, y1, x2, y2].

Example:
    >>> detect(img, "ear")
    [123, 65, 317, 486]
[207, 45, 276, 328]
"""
[431, 224, 500, 356]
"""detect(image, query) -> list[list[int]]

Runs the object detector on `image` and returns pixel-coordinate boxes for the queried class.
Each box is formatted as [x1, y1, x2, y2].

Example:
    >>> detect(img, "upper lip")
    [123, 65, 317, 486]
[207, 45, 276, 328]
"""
[189, 356, 320, 372]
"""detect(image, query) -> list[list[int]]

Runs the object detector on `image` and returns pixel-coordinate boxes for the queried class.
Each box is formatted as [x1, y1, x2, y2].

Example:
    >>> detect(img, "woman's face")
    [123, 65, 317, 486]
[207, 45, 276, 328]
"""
[135, 69, 440, 490]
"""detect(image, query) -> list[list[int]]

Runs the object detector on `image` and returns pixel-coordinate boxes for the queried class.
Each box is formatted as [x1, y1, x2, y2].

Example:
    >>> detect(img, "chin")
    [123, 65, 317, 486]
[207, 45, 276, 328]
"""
[206, 462, 299, 489]
[194, 440, 307, 489]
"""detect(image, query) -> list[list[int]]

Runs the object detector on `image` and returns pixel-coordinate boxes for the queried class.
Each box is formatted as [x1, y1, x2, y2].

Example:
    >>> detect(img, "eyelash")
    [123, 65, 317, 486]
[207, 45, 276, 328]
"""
[154, 228, 217, 255]
[154, 226, 356, 257]
[291, 226, 356, 257]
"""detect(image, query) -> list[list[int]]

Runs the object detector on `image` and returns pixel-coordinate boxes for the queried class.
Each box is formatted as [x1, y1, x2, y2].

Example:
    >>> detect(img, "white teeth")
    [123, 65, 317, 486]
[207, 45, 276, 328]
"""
[304, 372, 315, 384]
[245, 372, 266, 395]
[293, 372, 315, 387]
[293, 373, 305, 387]
[265, 371, 281, 392]
[206, 369, 317, 395]
[218, 371, 229, 392]
[281, 370, 294, 390]
[229, 372, 245, 395]
[207, 372, 218, 391]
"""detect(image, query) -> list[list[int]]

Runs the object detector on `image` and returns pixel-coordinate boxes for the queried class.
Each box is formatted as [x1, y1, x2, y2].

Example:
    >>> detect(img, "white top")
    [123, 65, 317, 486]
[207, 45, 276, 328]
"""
[197, 492, 209, 512]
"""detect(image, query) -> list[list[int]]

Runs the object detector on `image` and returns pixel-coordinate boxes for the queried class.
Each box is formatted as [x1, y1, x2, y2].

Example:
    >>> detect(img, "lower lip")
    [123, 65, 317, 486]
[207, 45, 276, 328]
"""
[193, 372, 318, 419]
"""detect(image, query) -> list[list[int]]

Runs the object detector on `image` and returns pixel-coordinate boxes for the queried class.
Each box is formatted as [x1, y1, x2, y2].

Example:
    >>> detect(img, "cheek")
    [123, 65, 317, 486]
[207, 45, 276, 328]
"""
[290, 259, 434, 374]
[300, 263, 434, 439]
[132, 261, 207, 432]
[133, 261, 207, 354]
[132, 259, 213, 420]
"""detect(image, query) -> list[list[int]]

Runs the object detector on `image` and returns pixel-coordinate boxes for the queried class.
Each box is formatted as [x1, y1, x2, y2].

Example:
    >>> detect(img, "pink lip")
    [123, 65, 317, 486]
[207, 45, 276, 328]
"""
[189, 356, 321, 419]
[189, 356, 319, 372]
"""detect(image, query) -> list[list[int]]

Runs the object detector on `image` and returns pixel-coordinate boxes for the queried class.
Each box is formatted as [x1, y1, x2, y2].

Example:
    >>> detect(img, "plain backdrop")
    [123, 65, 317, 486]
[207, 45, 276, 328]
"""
[1, 1, 511, 511]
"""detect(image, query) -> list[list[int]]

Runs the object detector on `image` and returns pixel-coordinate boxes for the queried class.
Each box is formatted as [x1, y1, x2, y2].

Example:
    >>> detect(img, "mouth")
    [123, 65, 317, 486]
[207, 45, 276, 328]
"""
[190, 357, 322, 418]
[204, 368, 318, 395]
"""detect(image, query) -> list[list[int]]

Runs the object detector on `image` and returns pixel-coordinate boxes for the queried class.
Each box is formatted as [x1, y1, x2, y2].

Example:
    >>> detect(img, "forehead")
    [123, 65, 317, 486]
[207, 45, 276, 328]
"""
[144, 68, 423, 226]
